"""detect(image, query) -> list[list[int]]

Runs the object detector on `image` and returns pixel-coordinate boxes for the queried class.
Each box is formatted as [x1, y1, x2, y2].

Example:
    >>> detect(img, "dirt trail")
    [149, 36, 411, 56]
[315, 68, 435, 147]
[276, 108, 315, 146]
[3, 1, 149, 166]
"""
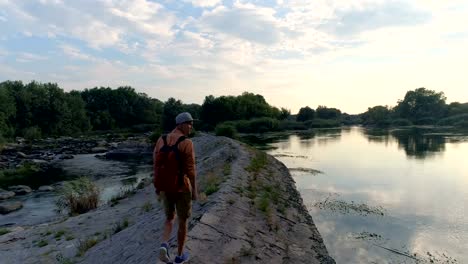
[0, 134, 334, 264]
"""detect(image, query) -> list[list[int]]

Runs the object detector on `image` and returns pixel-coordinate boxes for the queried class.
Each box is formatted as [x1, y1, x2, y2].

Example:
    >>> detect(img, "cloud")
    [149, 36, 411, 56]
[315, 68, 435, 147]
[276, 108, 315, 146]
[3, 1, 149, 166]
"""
[184, 0, 221, 8]
[318, 1, 431, 36]
[200, 3, 298, 45]
[60, 45, 96, 61]
[108, 0, 176, 37]
[16, 52, 48, 63]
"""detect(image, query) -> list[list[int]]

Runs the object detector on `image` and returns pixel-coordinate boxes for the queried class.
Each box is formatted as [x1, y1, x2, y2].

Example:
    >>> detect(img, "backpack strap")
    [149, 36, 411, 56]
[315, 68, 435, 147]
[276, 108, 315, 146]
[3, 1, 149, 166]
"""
[173, 136, 186, 187]
[162, 134, 168, 146]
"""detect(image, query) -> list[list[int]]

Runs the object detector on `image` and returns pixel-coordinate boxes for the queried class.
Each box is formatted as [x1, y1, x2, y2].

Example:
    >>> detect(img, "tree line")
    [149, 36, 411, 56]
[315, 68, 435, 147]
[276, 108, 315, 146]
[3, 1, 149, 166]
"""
[360, 88, 468, 127]
[1, 80, 467, 142]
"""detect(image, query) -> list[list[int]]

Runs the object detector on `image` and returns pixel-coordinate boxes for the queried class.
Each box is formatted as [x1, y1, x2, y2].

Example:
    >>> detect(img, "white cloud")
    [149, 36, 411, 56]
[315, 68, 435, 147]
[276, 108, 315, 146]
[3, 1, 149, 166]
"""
[60, 45, 96, 61]
[108, 0, 176, 37]
[72, 20, 122, 49]
[200, 4, 297, 45]
[185, 0, 221, 8]
[16, 52, 48, 63]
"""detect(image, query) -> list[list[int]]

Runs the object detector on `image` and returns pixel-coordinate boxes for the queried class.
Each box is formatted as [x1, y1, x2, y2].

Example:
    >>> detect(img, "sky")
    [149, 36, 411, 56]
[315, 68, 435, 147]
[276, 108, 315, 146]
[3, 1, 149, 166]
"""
[1, 0, 468, 114]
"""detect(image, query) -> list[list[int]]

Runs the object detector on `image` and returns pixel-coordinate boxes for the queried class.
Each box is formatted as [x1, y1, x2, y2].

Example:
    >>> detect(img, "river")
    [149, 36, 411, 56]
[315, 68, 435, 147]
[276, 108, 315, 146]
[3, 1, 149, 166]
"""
[0, 154, 151, 227]
[243, 126, 467, 264]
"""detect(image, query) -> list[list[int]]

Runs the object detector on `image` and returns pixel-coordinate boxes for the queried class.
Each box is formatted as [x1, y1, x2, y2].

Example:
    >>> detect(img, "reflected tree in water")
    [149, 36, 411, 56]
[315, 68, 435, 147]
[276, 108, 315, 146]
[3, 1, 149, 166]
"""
[391, 130, 446, 159]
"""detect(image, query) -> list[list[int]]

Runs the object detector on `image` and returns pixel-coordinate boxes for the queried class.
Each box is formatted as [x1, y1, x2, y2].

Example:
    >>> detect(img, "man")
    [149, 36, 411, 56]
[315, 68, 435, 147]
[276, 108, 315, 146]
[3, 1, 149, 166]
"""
[153, 112, 198, 264]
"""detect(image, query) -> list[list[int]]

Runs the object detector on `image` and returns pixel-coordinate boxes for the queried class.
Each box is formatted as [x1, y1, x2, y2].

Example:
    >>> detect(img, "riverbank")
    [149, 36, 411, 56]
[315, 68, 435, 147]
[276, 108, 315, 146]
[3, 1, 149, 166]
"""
[0, 133, 334, 263]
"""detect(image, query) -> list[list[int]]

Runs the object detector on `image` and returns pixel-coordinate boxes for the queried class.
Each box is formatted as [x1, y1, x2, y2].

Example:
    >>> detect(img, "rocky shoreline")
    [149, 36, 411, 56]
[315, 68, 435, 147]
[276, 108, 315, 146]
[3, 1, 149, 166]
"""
[0, 133, 334, 263]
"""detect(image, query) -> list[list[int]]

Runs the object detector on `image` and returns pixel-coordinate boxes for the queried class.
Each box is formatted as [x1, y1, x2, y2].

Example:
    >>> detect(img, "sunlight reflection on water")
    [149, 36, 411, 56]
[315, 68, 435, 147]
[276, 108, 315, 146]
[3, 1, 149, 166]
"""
[257, 127, 468, 263]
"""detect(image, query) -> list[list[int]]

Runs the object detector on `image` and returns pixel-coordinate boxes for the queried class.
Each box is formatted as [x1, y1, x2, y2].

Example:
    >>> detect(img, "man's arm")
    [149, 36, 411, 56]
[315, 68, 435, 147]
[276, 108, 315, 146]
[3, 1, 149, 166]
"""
[183, 140, 197, 200]
[153, 137, 162, 194]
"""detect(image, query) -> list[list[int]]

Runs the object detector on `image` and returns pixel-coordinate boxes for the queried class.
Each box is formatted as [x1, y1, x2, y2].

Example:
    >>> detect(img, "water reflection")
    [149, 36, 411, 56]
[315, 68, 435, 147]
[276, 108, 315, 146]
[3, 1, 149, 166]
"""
[391, 131, 445, 159]
[262, 127, 468, 263]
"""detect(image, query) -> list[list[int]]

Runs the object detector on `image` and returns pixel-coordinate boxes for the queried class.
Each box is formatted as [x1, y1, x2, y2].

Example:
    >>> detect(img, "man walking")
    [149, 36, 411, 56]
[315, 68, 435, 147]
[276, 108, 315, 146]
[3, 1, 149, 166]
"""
[153, 112, 198, 264]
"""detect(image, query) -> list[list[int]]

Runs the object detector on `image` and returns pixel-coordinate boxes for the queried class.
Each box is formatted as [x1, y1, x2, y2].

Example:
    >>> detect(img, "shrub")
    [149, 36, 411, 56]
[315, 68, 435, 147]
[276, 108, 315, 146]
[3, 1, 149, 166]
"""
[201, 172, 221, 196]
[278, 120, 307, 131]
[0, 228, 10, 236]
[0, 162, 67, 189]
[23, 126, 42, 141]
[304, 119, 340, 128]
[437, 114, 468, 126]
[215, 123, 237, 138]
[148, 129, 162, 144]
[56, 177, 100, 215]
[77, 237, 99, 256]
[414, 117, 437, 125]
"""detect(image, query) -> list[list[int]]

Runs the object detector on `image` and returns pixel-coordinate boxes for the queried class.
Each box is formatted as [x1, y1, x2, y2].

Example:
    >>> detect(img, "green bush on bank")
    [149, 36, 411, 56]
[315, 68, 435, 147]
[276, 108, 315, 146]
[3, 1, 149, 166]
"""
[0, 163, 68, 189]
[391, 118, 413, 127]
[304, 119, 340, 128]
[437, 114, 468, 126]
[278, 120, 307, 131]
[215, 123, 237, 138]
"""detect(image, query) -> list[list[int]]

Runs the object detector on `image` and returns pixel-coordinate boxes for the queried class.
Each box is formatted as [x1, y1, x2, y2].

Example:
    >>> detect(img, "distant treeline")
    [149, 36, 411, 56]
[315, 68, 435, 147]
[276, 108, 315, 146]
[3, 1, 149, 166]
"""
[1, 80, 467, 142]
[360, 88, 468, 128]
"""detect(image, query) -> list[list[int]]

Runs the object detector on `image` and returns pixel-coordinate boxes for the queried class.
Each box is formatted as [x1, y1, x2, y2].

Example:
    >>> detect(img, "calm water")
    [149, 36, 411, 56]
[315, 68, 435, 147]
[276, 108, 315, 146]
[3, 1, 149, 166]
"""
[247, 127, 468, 264]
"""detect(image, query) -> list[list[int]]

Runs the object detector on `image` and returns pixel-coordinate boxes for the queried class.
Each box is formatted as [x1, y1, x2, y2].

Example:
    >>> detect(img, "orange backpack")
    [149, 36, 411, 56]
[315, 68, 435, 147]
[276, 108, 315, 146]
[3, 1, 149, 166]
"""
[154, 135, 186, 193]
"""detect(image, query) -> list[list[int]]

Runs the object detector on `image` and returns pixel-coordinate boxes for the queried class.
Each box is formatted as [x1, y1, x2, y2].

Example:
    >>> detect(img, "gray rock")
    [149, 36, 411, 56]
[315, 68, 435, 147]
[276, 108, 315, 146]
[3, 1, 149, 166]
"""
[91, 147, 108, 153]
[0, 189, 15, 200]
[8, 185, 32, 195]
[0, 201, 23, 214]
[17, 152, 28, 158]
[58, 154, 74, 160]
[38, 185, 54, 192]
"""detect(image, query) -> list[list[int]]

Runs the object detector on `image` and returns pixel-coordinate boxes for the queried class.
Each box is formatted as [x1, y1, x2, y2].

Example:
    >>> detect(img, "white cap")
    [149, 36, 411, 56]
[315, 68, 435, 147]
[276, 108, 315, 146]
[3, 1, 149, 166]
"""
[175, 112, 194, 124]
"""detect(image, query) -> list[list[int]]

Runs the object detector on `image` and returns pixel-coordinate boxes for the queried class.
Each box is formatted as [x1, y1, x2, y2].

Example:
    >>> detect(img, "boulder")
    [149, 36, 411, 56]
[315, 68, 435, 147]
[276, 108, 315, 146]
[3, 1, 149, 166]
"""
[8, 185, 32, 195]
[91, 147, 108, 153]
[0, 201, 23, 214]
[0, 189, 15, 200]
[37, 185, 54, 192]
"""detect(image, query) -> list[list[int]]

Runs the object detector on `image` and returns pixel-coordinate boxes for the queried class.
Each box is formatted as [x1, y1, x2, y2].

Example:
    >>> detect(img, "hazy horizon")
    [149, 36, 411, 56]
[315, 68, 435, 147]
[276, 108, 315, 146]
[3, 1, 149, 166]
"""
[1, 1, 467, 114]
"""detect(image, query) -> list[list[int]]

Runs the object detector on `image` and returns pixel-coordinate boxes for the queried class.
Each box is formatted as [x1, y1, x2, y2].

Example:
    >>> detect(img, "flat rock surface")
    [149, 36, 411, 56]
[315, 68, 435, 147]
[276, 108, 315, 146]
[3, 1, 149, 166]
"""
[0, 134, 333, 264]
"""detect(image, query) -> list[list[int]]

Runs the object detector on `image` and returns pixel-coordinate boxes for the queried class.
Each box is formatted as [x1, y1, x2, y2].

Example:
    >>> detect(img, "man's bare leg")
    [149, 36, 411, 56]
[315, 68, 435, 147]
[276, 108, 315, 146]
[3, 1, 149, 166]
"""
[177, 218, 188, 256]
[163, 217, 175, 242]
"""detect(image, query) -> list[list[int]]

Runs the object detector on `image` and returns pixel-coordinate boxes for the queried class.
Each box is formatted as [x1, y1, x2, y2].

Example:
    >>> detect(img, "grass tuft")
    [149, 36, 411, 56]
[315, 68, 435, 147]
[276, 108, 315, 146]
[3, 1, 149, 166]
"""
[76, 237, 99, 257]
[113, 218, 129, 234]
[55, 177, 100, 216]
[141, 201, 152, 212]
[0, 228, 10, 236]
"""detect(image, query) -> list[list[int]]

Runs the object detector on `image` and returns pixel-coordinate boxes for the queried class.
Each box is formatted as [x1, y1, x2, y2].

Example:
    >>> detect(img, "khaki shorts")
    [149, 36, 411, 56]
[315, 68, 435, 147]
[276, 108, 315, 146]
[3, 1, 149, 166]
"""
[159, 192, 192, 220]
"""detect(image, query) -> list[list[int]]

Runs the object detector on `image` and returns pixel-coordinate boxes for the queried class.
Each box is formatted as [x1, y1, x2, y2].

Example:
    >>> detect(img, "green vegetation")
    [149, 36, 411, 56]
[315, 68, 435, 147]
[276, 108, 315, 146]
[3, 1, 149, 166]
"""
[76, 237, 99, 257]
[245, 151, 268, 174]
[0, 162, 68, 189]
[141, 201, 152, 212]
[0, 228, 10, 236]
[2, 81, 467, 141]
[201, 172, 222, 196]
[109, 187, 136, 206]
[54, 230, 66, 240]
[55, 178, 100, 215]
[215, 123, 237, 138]
[113, 218, 130, 234]
[37, 240, 48, 247]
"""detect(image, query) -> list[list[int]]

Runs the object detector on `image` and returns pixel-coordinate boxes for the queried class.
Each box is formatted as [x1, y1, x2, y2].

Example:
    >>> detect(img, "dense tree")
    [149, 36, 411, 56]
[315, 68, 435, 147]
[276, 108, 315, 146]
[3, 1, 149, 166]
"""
[200, 92, 282, 127]
[394, 88, 446, 124]
[361, 105, 391, 125]
[161, 98, 184, 132]
[316, 106, 341, 119]
[296, 106, 315, 122]
[0, 85, 16, 138]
